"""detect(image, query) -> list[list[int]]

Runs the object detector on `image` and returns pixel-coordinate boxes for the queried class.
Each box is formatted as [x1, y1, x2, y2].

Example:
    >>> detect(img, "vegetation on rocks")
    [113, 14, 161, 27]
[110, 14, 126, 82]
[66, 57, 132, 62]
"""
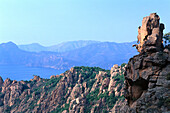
[0, 65, 126, 113]
[163, 32, 170, 44]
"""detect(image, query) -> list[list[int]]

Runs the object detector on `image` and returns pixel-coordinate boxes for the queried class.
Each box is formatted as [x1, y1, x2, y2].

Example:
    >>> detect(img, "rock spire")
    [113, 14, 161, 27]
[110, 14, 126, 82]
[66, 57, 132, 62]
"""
[120, 13, 170, 113]
[134, 13, 164, 53]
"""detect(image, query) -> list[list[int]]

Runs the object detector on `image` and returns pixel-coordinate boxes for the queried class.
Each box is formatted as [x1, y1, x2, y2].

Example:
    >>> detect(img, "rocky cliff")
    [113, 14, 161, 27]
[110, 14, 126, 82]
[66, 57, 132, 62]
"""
[120, 13, 170, 113]
[0, 65, 126, 113]
[0, 13, 169, 113]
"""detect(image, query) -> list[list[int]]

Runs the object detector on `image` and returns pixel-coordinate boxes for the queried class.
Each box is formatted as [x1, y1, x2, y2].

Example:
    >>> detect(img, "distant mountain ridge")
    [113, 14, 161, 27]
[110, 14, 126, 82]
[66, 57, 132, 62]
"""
[60, 41, 137, 69]
[18, 43, 47, 52]
[18, 40, 100, 52]
[0, 41, 138, 69]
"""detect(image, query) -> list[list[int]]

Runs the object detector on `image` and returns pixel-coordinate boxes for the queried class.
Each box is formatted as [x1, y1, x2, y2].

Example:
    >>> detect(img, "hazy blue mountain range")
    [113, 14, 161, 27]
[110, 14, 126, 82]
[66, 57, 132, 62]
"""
[0, 41, 138, 69]
[60, 41, 138, 69]
[0, 42, 79, 69]
[18, 43, 47, 52]
[18, 40, 100, 52]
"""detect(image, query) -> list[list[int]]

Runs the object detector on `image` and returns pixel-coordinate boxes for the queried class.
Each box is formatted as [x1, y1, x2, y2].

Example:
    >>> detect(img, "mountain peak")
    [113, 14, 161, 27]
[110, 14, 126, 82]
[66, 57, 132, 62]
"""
[21, 43, 43, 46]
[0, 41, 18, 49]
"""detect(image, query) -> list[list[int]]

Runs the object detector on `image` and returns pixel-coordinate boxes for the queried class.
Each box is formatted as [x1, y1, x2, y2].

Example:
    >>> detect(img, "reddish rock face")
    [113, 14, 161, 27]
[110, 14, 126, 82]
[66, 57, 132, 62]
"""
[134, 13, 164, 53]
[122, 13, 170, 112]
[0, 66, 126, 113]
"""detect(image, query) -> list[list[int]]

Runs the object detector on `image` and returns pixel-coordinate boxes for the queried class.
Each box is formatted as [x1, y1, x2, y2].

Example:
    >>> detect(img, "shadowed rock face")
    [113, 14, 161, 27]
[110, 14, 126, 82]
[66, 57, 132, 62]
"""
[125, 77, 148, 106]
[134, 13, 164, 53]
[120, 13, 170, 113]
[0, 77, 3, 86]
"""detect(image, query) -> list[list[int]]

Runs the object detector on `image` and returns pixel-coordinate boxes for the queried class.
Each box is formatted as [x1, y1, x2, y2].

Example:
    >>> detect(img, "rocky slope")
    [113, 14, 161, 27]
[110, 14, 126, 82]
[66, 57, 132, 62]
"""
[0, 13, 169, 113]
[119, 13, 170, 113]
[0, 65, 126, 113]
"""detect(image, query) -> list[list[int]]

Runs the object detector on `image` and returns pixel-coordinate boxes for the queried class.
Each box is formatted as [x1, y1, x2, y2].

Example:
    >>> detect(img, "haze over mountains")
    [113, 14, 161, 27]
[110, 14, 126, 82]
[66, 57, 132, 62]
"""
[0, 41, 138, 70]
[18, 40, 100, 52]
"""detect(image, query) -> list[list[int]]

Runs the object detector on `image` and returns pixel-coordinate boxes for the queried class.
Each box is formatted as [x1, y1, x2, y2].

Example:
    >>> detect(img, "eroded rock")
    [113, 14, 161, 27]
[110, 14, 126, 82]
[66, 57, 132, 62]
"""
[121, 13, 170, 113]
[134, 13, 164, 53]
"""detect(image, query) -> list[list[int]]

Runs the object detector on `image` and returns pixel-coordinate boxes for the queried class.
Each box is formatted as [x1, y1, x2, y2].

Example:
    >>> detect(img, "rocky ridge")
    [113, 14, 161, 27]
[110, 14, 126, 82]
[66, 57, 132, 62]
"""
[0, 13, 169, 113]
[0, 65, 126, 113]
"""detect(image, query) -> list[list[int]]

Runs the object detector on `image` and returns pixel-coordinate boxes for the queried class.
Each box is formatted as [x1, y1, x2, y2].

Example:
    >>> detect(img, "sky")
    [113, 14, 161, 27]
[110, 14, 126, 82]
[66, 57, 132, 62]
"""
[0, 0, 170, 46]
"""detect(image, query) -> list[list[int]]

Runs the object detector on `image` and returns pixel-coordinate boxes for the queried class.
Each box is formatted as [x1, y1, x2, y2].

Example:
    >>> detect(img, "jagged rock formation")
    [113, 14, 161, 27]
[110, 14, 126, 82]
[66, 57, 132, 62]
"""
[134, 13, 164, 53]
[121, 13, 170, 113]
[0, 13, 169, 113]
[0, 65, 126, 113]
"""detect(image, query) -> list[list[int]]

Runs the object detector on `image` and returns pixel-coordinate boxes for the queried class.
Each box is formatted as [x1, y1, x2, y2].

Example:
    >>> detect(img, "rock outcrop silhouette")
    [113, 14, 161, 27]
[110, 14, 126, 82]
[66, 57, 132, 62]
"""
[120, 13, 170, 113]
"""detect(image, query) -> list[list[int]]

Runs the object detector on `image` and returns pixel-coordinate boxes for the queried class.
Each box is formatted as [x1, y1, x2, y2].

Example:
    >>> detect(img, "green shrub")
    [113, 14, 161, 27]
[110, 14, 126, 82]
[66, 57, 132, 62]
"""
[121, 63, 126, 67]
[51, 103, 69, 113]
[112, 74, 125, 86]
[44, 76, 63, 92]
[166, 73, 170, 80]
[86, 88, 100, 104]
[86, 79, 96, 89]
[4, 105, 11, 112]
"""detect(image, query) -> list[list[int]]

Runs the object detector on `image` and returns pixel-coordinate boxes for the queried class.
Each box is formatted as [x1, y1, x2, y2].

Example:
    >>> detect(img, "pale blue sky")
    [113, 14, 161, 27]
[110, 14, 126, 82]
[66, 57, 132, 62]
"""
[0, 0, 170, 46]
